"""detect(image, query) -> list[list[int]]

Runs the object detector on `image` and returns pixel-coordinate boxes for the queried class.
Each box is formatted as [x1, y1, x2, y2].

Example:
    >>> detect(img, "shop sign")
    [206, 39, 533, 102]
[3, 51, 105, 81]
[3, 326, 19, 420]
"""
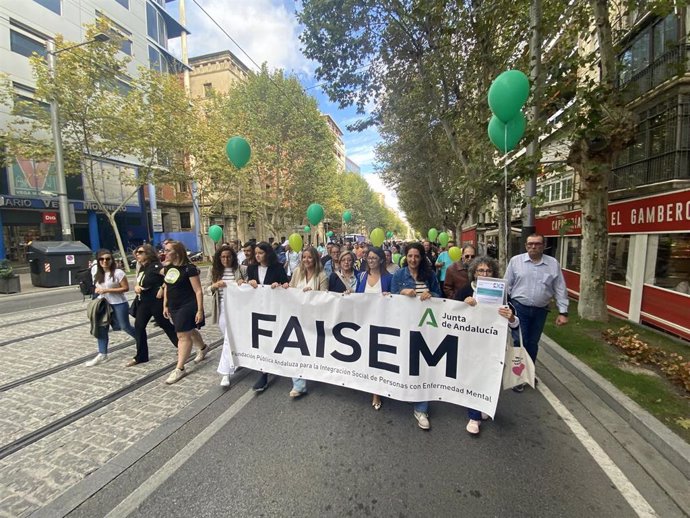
[461, 227, 477, 245]
[536, 189, 690, 236]
[0, 195, 133, 213]
[42, 212, 58, 224]
[151, 209, 163, 232]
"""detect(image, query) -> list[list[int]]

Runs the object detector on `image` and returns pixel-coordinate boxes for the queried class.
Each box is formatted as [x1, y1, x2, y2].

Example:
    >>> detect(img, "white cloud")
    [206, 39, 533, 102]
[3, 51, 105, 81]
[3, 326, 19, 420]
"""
[361, 172, 407, 223]
[167, 0, 312, 75]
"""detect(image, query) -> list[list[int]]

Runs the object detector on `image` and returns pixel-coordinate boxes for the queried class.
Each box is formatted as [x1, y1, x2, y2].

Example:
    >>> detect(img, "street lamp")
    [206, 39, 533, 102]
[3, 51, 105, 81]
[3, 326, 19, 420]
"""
[46, 32, 110, 241]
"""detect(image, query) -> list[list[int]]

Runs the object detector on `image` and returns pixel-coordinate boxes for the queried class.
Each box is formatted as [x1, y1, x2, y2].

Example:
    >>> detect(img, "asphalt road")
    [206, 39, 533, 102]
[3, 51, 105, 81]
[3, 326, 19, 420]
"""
[0, 286, 85, 315]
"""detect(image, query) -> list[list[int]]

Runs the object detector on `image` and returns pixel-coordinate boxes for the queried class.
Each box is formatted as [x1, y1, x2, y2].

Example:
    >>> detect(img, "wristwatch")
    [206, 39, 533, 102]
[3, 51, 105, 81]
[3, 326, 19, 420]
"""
[559, 312, 569, 317]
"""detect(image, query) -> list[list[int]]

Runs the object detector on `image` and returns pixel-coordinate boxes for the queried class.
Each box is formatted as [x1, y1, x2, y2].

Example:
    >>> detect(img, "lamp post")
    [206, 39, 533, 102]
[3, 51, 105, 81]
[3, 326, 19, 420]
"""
[46, 33, 110, 241]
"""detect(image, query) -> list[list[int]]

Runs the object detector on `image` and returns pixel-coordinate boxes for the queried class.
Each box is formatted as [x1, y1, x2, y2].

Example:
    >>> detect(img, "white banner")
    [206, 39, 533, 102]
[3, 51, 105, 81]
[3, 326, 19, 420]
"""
[225, 285, 508, 417]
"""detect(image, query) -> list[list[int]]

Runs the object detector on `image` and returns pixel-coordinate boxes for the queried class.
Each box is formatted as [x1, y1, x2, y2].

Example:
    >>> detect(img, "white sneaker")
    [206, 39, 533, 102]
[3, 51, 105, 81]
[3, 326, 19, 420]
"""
[466, 419, 480, 435]
[414, 411, 431, 430]
[194, 345, 208, 364]
[220, 375, 230, 387]
[165, 368, 186, 385]
[85, 353, 107, 367]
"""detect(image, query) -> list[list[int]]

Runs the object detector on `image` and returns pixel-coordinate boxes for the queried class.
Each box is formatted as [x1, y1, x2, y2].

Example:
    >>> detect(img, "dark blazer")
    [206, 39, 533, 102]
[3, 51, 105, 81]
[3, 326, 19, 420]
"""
[246, 263, 288, 286]
[355, 270, 393, 293]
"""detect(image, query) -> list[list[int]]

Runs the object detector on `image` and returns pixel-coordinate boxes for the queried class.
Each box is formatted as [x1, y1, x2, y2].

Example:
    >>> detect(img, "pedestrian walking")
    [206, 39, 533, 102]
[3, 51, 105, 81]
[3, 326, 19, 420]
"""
[205, 245, 245, 387]
[85, 249, 136, 366]
[128, 244, 178, 367]
[240, 241, 289, 392]
[391, 242, 442, 430]
[162, 241, 208, 385]
[455, 256, 520, 435]
[505, 233, 568, 392]
[355, 247, 392, 411]
[284, 246, 328, 398]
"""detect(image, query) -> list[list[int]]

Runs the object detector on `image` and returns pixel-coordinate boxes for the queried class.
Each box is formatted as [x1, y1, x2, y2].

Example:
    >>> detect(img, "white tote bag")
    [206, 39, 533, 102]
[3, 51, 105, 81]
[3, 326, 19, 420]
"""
[502, 327, 536, 389]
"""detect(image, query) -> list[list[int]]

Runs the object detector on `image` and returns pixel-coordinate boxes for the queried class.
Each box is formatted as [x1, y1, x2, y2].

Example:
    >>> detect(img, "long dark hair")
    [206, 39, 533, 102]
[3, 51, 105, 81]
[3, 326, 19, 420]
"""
[212, 245, 237, 282]
[404, 242, 433, 281]
[255, 241, 279, 266]
[366, 247, 385, 274]
[94, 248, 116, 284]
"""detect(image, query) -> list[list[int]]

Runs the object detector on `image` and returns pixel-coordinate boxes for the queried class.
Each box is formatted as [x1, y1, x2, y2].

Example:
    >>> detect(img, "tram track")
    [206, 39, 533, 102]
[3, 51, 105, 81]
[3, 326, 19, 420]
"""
[0, 321, 87, 347]
[0, 337, 225, 462]
[0, 307, 84, 330]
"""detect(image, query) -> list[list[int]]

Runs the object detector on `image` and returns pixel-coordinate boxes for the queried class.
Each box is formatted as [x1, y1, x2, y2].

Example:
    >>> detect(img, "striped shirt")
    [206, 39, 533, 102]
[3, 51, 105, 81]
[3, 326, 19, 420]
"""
[414, 280, 428, 295]
[219, 268, 235, 302]
[504, 252, 569, 313]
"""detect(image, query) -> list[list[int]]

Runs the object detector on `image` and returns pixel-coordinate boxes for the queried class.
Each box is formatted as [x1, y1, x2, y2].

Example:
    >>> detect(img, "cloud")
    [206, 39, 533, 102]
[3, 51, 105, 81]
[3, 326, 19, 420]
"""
[361, 172, 407, 222]
[167, 0, 313, 75]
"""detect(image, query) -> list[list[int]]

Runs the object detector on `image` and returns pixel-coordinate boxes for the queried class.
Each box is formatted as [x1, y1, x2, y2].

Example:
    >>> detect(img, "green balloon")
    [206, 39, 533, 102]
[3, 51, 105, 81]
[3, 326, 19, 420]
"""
[392, 253, 402, 265]
[306, 203, 325, 226]
[370, 228, 385, 247]
[288, 233, 303, 252]
[488, 70, 530, 123]
[343, 210, 352, 223]
[438, 232, 450, 247]
[327, 231, 334, 237]
[225, 136, 251, 169]
[304, 225, 311, 233]
[428, 228, 438, 242]
[488, 113, 526, 153]
[386, 231, 393, 239]
[208, 225, 223, 243]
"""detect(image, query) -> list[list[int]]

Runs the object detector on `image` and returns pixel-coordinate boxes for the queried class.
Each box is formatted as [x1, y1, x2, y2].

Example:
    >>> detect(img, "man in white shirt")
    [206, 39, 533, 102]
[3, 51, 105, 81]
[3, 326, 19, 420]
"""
[505, 233, 569, 390]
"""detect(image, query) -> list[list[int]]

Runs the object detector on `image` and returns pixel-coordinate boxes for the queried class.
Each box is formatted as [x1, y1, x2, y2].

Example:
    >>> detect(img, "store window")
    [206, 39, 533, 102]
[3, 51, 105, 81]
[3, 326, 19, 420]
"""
[607, 236, 630, 285]
[654, 233, 690, 292]
[564, 237, 581, 272]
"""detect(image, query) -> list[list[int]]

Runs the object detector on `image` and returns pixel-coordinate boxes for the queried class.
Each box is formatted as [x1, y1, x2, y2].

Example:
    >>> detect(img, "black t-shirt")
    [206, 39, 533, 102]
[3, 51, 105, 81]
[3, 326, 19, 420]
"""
[163, 264, 199, 309]
[137, 261, 166, 297]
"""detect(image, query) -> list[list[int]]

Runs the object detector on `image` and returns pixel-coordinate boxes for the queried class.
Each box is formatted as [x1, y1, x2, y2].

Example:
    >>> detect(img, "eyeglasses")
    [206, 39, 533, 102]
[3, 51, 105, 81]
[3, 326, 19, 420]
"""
[476, 268, 492, 274]
[464, 254, 475, 259]
[99, 257, 112, 262]
[526, 242, 544, 247]
[164, 249, 174, 253]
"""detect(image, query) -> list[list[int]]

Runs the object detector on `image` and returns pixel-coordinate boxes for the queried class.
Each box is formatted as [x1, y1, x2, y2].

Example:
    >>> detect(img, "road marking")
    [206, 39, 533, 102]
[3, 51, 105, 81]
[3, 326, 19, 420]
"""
[538, 382, 658, 518]
[105, 388, 255, 518]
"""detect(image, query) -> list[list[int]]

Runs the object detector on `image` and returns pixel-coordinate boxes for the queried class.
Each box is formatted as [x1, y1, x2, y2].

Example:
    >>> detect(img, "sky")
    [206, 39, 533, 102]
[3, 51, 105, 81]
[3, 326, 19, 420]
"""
[164, 0, 402, 217]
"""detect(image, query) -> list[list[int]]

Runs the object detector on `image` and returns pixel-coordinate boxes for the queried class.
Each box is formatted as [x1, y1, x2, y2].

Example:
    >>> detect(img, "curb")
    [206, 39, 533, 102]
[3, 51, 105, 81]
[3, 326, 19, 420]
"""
[541, 333, 690, 479]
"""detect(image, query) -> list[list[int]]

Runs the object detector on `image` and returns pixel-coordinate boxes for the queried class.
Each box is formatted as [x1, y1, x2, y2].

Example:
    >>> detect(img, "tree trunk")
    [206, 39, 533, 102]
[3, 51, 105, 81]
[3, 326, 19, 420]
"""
[575, 157, 609, 321]
[107, 213, 131, 274]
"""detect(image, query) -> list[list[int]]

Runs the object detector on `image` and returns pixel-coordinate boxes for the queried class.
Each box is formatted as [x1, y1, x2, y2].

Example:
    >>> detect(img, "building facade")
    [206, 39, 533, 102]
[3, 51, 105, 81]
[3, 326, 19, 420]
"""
[533, 8, 690, 340]
[322, 113, 346, 173]
[0, 0, 188, 261]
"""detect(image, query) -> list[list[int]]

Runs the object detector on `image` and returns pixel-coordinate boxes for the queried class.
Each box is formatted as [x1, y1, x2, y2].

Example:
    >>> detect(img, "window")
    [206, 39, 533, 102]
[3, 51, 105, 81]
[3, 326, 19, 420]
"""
[203, 83, 213, 97]
[12, 83, 49, 119]
[564, 237, 581, 272]
[177, 181, 188, 193]
[540, 175, 574, 204]
[115, 0, 129, 8]
[10, 29, 47, 58]
[146, 2, 168, 48]
[607, 236, 630, 285]
[653, 233, 690, 291]
[179, 212, 191, 229]
[148, 45, 168, 73]
[96, 12, 133, 56]
[33, 0, 60, 15]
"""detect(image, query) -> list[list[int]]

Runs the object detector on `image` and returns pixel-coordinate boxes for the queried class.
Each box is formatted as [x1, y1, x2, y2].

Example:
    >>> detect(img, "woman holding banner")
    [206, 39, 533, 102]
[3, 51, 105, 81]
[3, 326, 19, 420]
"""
[355, 247, 393, 411]
[240, 241, 289, 392]
[205, 245, 245, 388]
[284, 246, 328, 398]
[391, 242, 442, 430]
[328, 250, 357, 293]
[455, 256, 520, 436]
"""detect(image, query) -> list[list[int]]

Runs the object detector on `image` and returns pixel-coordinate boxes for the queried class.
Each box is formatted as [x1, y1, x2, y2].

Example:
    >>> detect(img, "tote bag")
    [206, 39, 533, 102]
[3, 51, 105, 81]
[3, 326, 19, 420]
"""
[502, 327, 536, 389]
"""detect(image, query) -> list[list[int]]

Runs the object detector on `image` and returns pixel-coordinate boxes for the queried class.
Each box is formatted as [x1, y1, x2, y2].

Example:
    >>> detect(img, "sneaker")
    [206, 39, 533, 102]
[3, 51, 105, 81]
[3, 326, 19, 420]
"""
[512, 383, 525, 393]
[480, 412, 490, 421]
[194, 345, 208, 364]
[165, 368, 186, 385]
[414, 411, 431, 430]
[85, 353, 107, 367]
[289, 389, 306, 398]
[252, 373, 268, 392]
[466, 419, 480, 435]
[220, 375, 231, 387]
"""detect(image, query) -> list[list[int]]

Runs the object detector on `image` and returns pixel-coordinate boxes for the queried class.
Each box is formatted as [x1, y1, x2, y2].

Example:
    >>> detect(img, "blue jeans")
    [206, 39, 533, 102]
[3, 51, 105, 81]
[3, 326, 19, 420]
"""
[510, 300, 549, 363]
[292, 377, 307, 393]
[97, 301, 136, 354]
[414, 402, 429, 413]
[467, 408, 482, 420]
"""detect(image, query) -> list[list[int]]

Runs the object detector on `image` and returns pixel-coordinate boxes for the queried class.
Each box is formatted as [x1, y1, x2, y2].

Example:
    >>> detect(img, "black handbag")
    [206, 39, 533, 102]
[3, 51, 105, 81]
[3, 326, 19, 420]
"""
[128, 296, 140, 317]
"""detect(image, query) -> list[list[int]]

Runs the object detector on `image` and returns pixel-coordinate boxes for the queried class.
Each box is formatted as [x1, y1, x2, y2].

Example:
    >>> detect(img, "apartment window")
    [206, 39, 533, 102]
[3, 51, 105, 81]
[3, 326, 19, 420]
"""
[33, 0, 61, 15]
[146, 3, 168, 48]
[540, 175, 573, 204]
[115, 0, 129, 8]
[179, 212, 191, 229]
[10, 29, 47, 58]
[148, 45, 168, 73]
[203, 83, 213, 97]
[177, 181, 188, 193]
[96, 12, 133, 56]
[12, 83, 49, 119]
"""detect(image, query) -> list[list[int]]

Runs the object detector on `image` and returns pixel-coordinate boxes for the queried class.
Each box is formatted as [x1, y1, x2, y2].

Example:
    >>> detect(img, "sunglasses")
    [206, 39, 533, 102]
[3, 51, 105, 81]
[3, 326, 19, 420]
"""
[135, 250, 144, 254]
[464, 254, 475, 259]
[99, 257, 112, 262]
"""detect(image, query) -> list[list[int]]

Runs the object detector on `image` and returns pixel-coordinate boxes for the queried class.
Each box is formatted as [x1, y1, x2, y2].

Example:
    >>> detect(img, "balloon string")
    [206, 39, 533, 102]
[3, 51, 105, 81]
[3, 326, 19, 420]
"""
[504, 124, 508, 263]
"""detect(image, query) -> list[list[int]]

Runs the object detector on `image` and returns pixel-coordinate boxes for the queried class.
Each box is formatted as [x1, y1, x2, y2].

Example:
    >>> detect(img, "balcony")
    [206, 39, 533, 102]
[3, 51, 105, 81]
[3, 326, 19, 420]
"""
[618, 44, 689, 104]
[611, 149, 689, 191]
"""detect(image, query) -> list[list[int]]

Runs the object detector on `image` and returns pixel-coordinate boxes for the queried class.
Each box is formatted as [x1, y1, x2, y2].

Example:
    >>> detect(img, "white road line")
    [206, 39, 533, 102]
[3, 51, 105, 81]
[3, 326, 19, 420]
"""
[538, 382, 658, 518]
[105, 388, 256, 518]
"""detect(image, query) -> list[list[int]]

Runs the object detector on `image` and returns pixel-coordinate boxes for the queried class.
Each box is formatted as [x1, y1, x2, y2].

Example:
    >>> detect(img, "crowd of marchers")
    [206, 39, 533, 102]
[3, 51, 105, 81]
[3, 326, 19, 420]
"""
[85, 233, 568, 437]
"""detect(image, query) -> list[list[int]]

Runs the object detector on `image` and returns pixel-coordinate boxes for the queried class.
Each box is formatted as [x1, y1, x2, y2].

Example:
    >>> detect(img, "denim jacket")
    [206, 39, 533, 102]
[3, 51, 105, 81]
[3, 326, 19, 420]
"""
[391, 267, 442, 297]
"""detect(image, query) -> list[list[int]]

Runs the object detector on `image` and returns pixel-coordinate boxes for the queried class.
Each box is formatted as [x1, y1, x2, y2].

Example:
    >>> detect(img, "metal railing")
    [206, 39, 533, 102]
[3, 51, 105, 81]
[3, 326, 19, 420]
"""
[618, 44, 689, 103]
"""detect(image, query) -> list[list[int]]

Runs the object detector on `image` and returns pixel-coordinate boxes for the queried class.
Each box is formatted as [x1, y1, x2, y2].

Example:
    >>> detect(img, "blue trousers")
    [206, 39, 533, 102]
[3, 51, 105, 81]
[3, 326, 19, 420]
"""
[97, 301, 136, 354]
[510, 300, 549, 363]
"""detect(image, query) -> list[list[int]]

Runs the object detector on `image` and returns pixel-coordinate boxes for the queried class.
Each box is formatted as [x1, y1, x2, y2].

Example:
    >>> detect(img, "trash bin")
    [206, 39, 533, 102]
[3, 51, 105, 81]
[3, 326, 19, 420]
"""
[28, 241, 92, 288]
